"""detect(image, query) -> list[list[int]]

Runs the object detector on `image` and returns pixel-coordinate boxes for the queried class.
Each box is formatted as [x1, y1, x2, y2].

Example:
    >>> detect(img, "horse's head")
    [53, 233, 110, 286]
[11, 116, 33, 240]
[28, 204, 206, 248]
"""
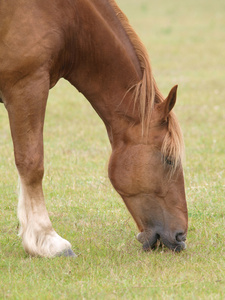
[108, 85, 188, 252]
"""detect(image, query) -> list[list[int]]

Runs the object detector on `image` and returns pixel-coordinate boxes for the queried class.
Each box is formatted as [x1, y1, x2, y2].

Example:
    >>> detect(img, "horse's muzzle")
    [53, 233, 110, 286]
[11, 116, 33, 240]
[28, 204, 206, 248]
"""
[137, 230, 187, 252]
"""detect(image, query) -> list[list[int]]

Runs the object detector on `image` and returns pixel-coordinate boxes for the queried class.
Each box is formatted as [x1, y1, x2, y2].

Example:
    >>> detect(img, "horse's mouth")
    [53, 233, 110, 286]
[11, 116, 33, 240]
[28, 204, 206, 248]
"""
[137, 231, 187, 252]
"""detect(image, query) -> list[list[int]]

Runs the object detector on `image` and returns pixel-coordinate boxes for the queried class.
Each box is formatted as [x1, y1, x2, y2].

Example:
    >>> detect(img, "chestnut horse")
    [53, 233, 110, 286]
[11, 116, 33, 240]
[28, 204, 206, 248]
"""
[0, 0, 188, 257]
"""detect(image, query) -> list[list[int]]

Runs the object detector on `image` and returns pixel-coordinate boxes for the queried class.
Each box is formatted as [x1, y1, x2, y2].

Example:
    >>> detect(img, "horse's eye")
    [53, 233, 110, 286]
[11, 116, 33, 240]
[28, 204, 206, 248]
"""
[165, 157, 173, 166]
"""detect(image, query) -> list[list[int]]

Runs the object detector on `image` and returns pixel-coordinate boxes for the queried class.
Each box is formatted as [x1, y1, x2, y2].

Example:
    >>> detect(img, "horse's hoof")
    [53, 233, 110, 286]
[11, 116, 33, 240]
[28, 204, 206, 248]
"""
[57, 248, 77, 258]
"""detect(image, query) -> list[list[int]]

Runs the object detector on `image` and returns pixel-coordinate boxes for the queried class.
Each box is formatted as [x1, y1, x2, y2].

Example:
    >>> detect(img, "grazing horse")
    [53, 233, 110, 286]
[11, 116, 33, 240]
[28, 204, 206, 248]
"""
[0, 0, 188, 257]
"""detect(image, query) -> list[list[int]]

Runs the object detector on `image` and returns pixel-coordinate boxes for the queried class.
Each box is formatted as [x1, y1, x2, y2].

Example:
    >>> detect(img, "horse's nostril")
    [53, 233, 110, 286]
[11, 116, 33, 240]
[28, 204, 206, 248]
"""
[176, 232, 186, 242]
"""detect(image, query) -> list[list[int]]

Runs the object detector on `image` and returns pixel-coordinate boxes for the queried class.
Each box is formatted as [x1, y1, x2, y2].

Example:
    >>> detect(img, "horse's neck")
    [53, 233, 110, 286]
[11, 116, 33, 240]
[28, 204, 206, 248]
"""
[65, 1, 143, 139]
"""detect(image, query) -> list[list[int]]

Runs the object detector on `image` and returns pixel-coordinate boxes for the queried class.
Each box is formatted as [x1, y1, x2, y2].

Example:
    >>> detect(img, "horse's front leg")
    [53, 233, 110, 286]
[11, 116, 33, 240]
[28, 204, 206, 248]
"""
[5, 75, 75, 257]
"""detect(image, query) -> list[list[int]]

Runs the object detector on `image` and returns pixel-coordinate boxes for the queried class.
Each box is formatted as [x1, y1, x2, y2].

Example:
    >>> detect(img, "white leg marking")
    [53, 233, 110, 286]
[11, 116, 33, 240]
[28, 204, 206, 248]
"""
[18, 177, 72, 257]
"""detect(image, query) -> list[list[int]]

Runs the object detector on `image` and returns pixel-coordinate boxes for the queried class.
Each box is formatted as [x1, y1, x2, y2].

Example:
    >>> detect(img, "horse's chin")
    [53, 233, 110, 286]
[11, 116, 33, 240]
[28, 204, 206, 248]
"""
[136, 231, 187, 252]
[136, 231, 158, 249]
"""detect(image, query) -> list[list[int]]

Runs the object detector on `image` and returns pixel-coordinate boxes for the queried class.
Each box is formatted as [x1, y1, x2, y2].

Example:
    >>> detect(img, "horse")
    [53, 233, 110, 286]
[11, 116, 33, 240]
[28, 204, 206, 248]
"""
[0, 0, 188, 257]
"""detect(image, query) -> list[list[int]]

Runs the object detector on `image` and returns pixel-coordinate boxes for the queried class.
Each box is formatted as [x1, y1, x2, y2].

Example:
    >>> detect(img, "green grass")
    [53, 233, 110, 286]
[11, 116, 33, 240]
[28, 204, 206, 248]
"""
[0, 0, 225, 299]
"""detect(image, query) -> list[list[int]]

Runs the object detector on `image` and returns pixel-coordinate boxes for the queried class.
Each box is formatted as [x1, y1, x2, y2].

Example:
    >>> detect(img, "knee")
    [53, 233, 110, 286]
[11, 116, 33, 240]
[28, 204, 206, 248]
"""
[15, 153, 44, 184]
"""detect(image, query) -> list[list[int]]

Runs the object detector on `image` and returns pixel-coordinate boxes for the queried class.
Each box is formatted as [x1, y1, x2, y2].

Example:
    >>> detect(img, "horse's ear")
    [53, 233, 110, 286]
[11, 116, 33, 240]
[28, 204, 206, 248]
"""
[162, 85, 178, 118]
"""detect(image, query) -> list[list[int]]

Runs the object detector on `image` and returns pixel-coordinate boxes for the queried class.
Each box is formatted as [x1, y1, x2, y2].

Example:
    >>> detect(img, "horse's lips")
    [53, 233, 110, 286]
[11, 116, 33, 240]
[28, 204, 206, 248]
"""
[136, 231, 187, 252]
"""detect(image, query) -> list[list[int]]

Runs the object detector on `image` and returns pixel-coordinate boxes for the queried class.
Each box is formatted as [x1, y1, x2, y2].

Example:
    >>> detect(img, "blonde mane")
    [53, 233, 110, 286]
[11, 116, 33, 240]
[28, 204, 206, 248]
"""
[162, 111, 185, 172]
[108, 0, 157, 126]
[109, 0, 184, 170]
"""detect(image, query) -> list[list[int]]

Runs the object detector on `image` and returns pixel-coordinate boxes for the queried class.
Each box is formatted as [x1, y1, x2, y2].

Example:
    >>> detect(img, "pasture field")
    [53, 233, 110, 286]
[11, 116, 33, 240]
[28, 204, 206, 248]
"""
[0, 0, 224, 299]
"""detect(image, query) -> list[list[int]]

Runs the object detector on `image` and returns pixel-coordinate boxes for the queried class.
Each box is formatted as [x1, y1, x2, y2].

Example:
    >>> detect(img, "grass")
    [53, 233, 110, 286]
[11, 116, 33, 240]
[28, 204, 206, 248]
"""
[0, 0, 225, 299]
